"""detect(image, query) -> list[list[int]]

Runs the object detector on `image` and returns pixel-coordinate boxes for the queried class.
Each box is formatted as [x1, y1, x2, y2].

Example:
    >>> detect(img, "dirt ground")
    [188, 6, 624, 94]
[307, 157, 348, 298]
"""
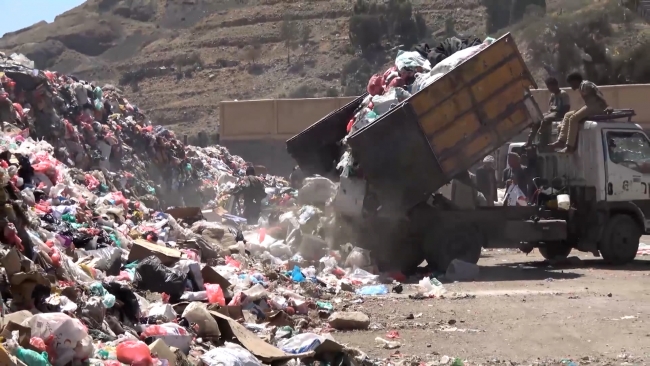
[332, 239, 650, 365]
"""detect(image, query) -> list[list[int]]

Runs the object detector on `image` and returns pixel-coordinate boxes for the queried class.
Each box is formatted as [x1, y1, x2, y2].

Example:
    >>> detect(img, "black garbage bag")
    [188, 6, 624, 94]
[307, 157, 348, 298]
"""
[103, 282, 140, 323]
[428, 36, 483, 67]
[72, 232, 95, 249]
[133, 255, 186, 297]
[95, 248, 123, 276]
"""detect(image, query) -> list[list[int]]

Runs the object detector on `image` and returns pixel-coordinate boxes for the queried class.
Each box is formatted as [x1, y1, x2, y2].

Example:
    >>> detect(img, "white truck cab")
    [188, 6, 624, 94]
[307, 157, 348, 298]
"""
[504, 120, 650, 263]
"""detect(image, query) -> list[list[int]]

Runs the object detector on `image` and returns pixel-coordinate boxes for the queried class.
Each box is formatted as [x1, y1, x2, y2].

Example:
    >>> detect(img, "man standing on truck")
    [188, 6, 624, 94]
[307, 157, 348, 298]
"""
[549, 72, 611, 153]
[476, 155, 497, 206]
[525, 77, 571, 147]
[229, 166, 267, 224]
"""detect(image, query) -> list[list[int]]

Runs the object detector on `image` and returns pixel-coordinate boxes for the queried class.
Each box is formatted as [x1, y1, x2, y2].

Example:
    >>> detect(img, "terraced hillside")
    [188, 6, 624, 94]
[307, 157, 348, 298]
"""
[0, 0, 647, 137]
[0, 0, 486, 136]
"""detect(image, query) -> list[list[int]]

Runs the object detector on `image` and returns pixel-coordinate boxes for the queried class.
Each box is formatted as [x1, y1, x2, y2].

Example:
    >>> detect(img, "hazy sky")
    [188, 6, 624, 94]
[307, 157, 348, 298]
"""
[0, 0, 86, 36]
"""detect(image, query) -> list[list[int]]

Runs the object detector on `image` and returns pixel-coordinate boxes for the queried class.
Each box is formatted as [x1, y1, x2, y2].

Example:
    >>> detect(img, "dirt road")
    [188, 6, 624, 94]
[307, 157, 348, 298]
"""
[332, 245, 650, 365]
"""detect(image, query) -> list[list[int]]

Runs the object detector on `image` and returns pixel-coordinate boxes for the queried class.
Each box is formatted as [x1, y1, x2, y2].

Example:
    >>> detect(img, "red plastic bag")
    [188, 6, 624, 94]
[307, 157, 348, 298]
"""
[366, 74, 384, 96]
[225, 256, 241, 269]
[205, 283, 226, 305]
[382, 66, 398, 85]
[116, 340, 153, 366]
[30, 337, 46, 352]
[387, 76, 405, 89]
[346, 118, 354, 133]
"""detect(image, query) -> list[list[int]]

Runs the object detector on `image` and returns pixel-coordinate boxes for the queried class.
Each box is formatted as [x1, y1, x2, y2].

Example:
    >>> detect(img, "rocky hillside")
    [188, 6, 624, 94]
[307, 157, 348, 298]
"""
[0, 0, 647, 138]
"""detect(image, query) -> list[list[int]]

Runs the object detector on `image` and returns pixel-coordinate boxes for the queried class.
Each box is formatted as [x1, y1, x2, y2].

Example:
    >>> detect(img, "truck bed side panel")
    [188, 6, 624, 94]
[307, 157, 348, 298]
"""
[411, 34, 537, 178]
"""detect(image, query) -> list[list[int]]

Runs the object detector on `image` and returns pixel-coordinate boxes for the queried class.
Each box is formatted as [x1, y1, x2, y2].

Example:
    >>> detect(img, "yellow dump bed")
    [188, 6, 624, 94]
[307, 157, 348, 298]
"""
[347, 33, 541, 209]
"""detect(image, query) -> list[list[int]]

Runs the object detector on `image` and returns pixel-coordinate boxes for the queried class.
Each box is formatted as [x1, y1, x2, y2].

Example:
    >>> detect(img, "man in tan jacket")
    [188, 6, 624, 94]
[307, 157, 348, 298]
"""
[549, 72, 611, 153]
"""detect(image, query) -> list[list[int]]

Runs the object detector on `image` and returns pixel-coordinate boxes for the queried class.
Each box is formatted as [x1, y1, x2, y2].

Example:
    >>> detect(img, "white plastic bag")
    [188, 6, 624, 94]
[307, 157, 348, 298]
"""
[395, 50, 432, 72]
[413, 72, 444, 93]
[505, 184, 527, 206]
[346, 268, 378, 284]
[344, 247, 371, 268]
[147, 303, 177, 321]
[200, 342, 262, 366]
[418, 276, 446, 297]
[23, 313, 94, 366]
[430, 44, 487, 75]
[277, 333, 325, 354]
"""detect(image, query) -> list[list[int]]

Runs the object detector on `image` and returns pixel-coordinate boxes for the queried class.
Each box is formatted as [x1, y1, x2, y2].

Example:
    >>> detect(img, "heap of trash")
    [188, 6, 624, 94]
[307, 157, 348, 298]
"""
[0, 53, 455, 366]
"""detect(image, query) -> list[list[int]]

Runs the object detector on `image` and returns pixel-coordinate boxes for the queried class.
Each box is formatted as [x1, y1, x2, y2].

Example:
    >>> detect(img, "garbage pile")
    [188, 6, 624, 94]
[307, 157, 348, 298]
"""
[0, 53, 457, 366]
[0, 52, 279, 211]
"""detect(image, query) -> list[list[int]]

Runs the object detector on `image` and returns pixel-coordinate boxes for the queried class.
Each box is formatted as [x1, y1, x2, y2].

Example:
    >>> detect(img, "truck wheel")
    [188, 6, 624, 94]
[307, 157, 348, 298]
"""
[538, 241, 572, 261]
[423, 224, 484, 272]
[598, 214, 641, 265]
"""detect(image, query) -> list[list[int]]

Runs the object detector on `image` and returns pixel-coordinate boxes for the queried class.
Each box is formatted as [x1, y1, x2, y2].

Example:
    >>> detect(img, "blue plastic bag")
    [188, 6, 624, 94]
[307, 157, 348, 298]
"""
[356, 285, 389, 296]
[291, 266, 305, 282]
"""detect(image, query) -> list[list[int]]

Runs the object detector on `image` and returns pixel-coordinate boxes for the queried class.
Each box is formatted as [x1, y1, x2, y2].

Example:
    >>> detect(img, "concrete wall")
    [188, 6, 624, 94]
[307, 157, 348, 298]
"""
[219, 84, 650, 175]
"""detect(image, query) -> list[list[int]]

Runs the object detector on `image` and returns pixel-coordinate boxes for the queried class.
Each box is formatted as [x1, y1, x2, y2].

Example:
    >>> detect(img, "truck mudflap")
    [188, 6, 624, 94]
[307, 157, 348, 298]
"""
[503, 219, 567, 242]
[286, 94, 368, 178]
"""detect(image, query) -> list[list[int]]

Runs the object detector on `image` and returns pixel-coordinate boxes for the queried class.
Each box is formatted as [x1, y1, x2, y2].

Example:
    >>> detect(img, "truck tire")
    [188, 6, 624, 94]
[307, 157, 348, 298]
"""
[598, 214, 641, 265]
[538, 241, 572, 261]
[423, 223, 484, 271]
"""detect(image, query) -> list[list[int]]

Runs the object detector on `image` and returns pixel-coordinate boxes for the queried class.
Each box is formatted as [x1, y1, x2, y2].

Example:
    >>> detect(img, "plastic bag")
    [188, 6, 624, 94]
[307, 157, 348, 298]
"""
[200, 342, 261, 366]
[205, 283, 226, 305]
[505, 184, 527, 206]
[22, 313, 94, 366]
[15, 347, 51, 366]
[430, 44, 486, 75]
[412, 72, 444, 93]
[116, 341, 153, 366]
[146, 303, 177, 321]
[418, 276, 446, 297]
[367, 74, 384, 96]
[277, 333, 324, 354]
[395, 50, 432, 72]
[347, 268, 378, 285]
[345, 247, 371, 268]
[356, 285, 388, 296]
[133, 255, 186, 297]
[141, 323, 192, 353]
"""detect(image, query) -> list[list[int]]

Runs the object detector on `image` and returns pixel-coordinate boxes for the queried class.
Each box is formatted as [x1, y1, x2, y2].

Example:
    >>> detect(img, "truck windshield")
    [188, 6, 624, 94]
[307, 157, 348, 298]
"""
[606, 131, 650, 174]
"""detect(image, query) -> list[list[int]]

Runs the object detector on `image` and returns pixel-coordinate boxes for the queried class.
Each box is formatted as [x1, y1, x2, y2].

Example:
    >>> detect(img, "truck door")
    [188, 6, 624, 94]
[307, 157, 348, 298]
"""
[603, 129, 650, 203]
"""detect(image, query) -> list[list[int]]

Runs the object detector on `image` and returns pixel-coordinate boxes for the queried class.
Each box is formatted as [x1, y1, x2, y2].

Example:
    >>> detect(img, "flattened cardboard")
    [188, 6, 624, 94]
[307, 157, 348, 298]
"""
[128, 239, 182, 266]
[200, 266, 232, 291]
[149, 339, 177, 366]
[215, 305, 244, 321]
[0, 311, 33, 329]
[209, 311, 313, 362]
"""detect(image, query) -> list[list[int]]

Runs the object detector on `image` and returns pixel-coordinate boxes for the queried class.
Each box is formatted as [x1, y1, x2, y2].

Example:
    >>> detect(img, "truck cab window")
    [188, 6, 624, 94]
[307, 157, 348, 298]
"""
[606, 131, 650, 174]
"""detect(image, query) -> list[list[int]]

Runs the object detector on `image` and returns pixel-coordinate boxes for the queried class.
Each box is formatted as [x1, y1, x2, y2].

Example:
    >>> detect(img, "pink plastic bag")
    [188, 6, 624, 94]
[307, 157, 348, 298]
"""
[205, 283, 226, 305]
[85, 174, 100, 190]
[225, 256, 241, 269]
[116, 340, 153, 366]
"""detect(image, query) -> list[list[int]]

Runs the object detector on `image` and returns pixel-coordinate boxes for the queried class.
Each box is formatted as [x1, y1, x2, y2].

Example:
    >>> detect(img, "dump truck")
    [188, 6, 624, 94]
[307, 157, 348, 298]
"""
[286, 33, 649, 272]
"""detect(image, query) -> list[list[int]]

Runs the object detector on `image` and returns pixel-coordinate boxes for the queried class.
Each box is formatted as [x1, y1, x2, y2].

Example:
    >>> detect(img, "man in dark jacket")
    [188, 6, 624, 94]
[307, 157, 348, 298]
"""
[230, 166, 266, 224]
[475, 155, 497, 206]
